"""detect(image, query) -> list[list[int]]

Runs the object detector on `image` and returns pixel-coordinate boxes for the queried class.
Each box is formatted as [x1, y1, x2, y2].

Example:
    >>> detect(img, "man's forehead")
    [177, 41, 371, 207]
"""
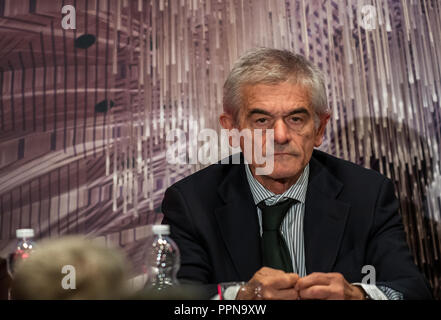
[241, 82, 312, 111]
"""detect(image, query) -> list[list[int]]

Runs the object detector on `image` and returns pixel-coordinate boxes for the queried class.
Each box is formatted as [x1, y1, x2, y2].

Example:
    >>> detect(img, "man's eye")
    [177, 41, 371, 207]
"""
[291, 117, 302, 123]
[256, 118, 268, 124]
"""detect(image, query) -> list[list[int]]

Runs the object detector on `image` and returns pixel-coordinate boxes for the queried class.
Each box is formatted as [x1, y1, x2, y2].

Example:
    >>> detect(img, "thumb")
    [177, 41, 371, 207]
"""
[287, 273, 300, 286]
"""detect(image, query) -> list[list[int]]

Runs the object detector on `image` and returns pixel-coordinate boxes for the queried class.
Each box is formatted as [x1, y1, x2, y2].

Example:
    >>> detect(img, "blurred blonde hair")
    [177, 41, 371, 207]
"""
[11, 236, 130, 300]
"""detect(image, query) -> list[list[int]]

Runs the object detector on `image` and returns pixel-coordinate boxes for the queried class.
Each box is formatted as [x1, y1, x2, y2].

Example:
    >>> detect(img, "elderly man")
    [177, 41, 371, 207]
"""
[161, 48, 432, 300]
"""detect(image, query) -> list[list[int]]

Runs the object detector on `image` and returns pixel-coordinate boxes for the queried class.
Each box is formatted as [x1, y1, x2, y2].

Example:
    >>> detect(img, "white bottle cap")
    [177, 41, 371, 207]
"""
[16, 229, 34, 239]
[152, 224, 170, 235]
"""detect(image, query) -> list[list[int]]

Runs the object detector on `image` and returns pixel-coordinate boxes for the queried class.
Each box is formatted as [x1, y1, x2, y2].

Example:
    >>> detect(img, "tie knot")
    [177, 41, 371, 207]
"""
[258, 198, 297, 231]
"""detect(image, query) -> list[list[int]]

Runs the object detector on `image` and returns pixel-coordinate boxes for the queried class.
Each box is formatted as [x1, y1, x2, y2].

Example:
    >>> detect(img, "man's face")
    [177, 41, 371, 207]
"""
[233, 82, 328, 181]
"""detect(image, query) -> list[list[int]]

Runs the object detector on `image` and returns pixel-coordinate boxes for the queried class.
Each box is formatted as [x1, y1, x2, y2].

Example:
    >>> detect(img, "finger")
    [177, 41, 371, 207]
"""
[276, 288, 300, 300]
[276, 273, 299, 289]
[270, 272, 299, 290]
[256, 266, 281, 276]
[287, 273, 300, 284]
[261, 287, 299, 300]
[255, 268, 299, 290]
[298, 285, 331, 300]
[295, 273, 331, 291]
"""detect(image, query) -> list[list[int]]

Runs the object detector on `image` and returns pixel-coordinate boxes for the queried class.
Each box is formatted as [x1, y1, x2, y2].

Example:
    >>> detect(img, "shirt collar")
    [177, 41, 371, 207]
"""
[244, 162, 309, 205]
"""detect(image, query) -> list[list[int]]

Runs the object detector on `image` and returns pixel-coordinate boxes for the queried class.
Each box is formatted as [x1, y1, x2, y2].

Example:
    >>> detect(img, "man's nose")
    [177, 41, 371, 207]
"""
[273, 119, 290, 145]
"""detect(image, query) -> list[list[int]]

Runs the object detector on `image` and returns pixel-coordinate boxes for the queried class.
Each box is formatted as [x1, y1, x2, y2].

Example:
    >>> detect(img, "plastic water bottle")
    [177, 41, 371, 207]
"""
[144, 225, 180, 291]
[8, 229, 36, 275]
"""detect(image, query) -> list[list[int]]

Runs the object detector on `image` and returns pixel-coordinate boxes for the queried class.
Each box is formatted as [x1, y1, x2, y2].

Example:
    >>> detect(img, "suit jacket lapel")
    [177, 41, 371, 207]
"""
[304, 153, 351, 274]
[214, 162, 262, 281]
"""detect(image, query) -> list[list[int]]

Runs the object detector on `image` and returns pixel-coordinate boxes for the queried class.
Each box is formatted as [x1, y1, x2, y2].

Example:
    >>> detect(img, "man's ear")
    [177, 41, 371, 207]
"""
[219, 112, 238, 148]
[314, 113, 330, 147]
[219, 112, 235, 130]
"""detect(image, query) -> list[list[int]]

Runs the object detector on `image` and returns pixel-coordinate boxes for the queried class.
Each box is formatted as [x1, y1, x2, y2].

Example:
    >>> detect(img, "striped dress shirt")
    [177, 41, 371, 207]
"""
[244, 163, 403, 300]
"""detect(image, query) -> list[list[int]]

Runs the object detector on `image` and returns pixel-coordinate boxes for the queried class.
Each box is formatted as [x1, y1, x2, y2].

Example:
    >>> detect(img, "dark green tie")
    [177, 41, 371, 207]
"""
[258, 198, 297, 273]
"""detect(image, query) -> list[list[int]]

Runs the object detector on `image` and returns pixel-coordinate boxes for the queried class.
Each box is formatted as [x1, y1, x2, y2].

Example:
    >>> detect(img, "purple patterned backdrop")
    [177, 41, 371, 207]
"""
[0, 0, 440, 297]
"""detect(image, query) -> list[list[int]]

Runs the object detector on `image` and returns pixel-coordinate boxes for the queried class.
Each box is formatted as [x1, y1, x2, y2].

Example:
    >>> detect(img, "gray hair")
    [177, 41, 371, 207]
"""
[223, 48, 329, 126]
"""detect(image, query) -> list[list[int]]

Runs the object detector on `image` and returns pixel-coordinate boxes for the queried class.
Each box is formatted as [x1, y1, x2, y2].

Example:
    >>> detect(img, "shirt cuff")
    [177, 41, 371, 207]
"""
[211, 285, 241, 300]
[352, 283, 392, 300]
[377, 285, 404, 300]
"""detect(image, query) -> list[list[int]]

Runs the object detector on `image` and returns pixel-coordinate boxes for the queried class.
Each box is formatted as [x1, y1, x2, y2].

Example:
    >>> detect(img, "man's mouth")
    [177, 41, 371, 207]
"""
[273, 153, 296, 156]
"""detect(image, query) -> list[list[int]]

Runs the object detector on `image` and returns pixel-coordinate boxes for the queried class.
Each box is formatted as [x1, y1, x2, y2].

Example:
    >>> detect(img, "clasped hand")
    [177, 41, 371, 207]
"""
[236, 267, 366, 300]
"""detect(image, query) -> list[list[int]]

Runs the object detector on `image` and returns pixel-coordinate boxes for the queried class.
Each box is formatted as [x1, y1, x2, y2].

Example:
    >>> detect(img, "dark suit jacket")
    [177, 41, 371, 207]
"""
[161, 149, 432, 299]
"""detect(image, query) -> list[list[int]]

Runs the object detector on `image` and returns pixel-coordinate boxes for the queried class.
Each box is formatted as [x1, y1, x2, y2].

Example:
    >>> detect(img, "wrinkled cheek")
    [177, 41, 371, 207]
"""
[298, 130, 314, 139]
[299, 132, 315, 148]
